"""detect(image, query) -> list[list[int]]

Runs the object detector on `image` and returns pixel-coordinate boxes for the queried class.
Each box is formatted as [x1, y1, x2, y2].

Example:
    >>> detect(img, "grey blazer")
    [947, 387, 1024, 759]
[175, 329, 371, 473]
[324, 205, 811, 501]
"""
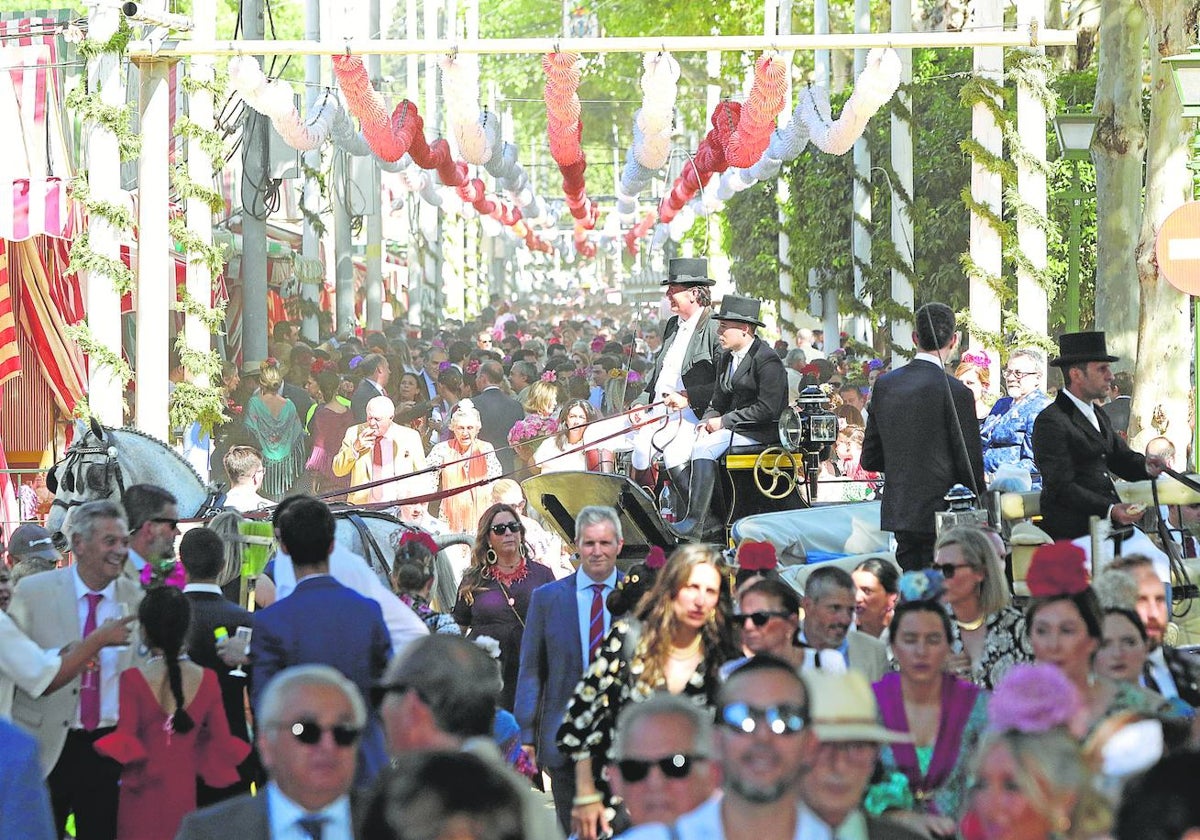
[846, 630, 890, 685]
[7, 565, 147, 774]
[174, 793, 268, 840]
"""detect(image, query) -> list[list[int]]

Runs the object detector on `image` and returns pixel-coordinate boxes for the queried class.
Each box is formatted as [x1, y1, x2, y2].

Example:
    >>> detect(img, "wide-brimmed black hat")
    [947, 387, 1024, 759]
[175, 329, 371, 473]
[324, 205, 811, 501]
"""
[1050, 331, 1120, 367]
[714, 294, 765, 328]
[661, 257, 716, 287]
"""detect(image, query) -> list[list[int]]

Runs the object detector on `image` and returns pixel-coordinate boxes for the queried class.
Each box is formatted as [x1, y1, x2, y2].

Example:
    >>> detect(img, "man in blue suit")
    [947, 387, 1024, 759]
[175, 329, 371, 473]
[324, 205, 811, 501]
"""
[515, 506, 624, 832]
[249, 496, 392, 784]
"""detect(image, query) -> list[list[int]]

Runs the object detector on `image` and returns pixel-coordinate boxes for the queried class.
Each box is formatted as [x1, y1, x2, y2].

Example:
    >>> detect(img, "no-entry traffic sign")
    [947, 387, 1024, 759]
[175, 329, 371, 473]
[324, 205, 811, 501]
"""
[1157, 200, 1200, 295]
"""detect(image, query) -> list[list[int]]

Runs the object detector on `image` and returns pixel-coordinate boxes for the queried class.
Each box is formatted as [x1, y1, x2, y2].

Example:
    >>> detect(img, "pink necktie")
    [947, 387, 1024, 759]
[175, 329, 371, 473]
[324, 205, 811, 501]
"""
[81, 593, 102, 730]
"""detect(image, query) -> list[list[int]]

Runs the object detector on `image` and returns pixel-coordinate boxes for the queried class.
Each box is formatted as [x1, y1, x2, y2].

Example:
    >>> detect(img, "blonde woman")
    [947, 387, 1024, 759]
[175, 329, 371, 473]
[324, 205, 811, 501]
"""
[241, 359, 305, 499]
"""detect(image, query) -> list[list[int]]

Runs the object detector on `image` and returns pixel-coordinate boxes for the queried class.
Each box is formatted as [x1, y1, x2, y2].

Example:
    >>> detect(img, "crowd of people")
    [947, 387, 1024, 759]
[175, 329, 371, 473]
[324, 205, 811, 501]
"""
[1, 260, 1199, 840]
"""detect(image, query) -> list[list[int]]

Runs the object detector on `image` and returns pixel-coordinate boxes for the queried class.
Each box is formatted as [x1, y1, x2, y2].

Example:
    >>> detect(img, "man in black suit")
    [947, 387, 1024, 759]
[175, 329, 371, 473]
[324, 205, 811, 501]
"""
[672, 294, 787, 540]
[350, 354, 390, 422]
[1031, 331, 1165, 541]
[861, 302, 985, 570]
[179, 528, 260, 806]
[175, 665, 366, 839]
[471, 360, 525, 475]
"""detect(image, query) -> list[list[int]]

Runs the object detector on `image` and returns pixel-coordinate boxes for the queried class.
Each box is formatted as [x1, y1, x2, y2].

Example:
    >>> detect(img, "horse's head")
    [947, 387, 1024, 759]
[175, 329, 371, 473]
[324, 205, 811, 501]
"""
[45, 419, 124, 543]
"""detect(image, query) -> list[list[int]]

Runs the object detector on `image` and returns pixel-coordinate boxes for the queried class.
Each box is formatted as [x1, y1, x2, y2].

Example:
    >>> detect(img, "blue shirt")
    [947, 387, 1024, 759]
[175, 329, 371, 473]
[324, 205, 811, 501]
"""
[0, 721, 55, 840]
[266, 782, 353, 840]
[576, 569, 619, 666]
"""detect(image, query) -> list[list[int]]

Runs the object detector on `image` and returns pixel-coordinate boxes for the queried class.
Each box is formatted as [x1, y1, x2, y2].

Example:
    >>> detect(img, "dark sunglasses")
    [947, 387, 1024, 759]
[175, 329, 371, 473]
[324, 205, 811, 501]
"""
[717, 702, 807, 736]
[284, 719, 362, 747]
[729, 610, 793, 627]
[931, 562, 968, 580]
[615, 753, 703, 783]
[490, 521, 522, 535]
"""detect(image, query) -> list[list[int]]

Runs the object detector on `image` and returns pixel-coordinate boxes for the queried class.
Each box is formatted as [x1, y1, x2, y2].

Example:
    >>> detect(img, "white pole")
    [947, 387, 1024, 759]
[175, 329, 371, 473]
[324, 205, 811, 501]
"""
[813, 0, 838, 355]
[133, 57, 173, 441]
[969, 2, 1004, 371]
[420, 0, 443, 320]
[83, 2, 126, 426]
[185, 0, 216, 478]
[890, 0, 914, 365]
[364, 0, 383, 331]
[300, 0, 322, 342]
[404, 0, 421, 326]
[775, 0, 795, 335]
[126, 29, 1078, 58]
[851, 0, 872, 347]
[1015, 0, 1048, 338]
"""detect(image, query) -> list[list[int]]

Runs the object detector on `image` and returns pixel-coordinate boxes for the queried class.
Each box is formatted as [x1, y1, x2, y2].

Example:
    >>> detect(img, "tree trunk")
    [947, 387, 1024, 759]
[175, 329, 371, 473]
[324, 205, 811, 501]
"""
[1131, 0, 1192, 454]
[1092, 0, 1147, 369]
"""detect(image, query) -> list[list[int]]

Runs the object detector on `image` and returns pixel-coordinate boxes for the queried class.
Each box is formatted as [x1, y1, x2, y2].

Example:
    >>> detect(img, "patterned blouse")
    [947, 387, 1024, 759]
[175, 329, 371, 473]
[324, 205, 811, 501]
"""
[556, 618, 724, 806]
[980, 391, 1052, 477]
[949, 605, 1033, 691]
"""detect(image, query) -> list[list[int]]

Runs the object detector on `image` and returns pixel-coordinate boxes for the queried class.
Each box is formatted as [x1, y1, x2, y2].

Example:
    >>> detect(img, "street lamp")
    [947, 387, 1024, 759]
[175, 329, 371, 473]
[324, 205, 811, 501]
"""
[1165, 45, 1200, 469]
[1053, 112, 1098, 333]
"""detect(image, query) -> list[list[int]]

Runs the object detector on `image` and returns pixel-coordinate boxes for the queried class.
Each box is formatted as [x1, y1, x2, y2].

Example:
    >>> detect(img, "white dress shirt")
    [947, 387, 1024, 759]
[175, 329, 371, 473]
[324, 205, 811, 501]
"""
[71, 567, 123, 726]
[266, 782, 353, 840]
[616, 792, 831, 840]
[0, 612, 60, 720]
[1062, 387, 1102, 432]
[654, 311, 703, 398]
[272, 542, 429, 654]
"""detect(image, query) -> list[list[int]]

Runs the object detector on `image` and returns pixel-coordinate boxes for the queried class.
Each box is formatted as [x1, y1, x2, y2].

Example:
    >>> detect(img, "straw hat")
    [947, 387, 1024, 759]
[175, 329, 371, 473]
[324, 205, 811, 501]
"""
[804, 670, 911, 743]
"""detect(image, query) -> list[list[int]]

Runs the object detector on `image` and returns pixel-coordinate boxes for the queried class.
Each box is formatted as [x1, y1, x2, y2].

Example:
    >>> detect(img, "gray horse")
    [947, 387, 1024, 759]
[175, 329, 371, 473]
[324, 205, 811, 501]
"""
[46, 418, 465, 606]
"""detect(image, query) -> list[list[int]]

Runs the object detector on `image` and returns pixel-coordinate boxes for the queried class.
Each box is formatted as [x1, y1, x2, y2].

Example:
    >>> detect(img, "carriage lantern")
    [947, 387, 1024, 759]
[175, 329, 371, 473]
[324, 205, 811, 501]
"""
[779, 385, 839, 499]
[935, 483, 989, 537]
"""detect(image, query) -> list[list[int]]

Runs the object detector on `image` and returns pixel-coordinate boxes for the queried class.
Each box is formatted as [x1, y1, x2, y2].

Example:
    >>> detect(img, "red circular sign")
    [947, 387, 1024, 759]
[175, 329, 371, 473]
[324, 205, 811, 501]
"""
[1157, 201, 1200, 295]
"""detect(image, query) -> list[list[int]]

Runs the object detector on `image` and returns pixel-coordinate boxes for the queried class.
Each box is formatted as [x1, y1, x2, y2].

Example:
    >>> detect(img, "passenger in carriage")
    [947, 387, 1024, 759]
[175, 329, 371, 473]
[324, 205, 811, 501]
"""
[669, 294, 788, 542]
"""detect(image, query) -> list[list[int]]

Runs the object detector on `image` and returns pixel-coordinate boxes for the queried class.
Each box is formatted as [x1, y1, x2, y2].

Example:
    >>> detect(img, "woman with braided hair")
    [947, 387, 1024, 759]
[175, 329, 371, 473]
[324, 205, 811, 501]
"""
[96, 587, 250, 840]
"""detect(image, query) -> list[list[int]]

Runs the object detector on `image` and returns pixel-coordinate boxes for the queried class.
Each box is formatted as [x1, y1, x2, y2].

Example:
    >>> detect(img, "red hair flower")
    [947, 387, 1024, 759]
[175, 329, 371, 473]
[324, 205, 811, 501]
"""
[735, 540, 777, 572]
[1026, 541, 1090, 597]
[399, 529, 439, 555]
[645, 546, 667, 569]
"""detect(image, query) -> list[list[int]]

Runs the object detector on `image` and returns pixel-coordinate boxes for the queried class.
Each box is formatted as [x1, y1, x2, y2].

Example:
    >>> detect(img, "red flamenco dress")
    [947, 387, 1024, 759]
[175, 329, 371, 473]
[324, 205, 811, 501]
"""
[96, 668, 251, 840]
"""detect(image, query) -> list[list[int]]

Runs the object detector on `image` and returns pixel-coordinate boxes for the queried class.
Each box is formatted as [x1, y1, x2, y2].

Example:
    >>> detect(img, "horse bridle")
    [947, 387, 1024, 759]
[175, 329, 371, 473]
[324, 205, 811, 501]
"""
[48, 435, 127, 514]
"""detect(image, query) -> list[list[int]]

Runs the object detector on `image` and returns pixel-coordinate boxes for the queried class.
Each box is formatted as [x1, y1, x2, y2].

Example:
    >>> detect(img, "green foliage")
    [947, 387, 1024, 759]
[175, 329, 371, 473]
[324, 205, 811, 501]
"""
[67, 232, 135, 295]
[720, 181, 781, 302]
[65, 323, 133, 386]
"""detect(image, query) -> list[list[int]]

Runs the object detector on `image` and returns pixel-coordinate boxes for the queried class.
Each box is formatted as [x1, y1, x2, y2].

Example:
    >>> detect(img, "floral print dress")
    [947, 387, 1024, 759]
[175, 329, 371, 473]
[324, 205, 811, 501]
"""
[556, 619, 723, 811]
[949, 605, 1033, 690]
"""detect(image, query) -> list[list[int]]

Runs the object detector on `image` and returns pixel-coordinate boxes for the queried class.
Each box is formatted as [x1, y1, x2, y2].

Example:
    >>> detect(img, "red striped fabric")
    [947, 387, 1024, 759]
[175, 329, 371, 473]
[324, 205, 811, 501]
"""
[0, 241, 20, 387]
[0, 412, 20, 542]
[12, 238, 84, 415]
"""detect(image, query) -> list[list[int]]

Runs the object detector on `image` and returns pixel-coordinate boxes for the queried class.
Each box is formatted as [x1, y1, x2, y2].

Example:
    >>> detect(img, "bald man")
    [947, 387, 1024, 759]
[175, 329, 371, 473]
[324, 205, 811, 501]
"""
[333, 395, 428, 505]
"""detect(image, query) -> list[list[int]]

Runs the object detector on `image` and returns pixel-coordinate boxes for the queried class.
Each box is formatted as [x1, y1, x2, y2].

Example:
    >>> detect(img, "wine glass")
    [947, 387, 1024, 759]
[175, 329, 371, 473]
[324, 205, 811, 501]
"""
[229, 626, 253, 678]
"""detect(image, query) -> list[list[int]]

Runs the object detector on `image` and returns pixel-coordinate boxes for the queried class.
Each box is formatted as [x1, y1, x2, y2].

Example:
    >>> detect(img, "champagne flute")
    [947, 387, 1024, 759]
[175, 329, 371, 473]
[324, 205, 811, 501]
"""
[229, 626, 253, 678]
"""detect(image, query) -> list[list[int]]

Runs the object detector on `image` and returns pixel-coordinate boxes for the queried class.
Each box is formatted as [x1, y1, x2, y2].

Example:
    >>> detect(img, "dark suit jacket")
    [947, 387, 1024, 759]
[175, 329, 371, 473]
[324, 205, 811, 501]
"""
[514, 571, 622, 770]
[350, 379, 385, 423]
[704, 336, 788, 445]
[1031, 390, 1148, 540]
[249, 575, 392, 713]
[174, 789, 367, 840]
[185, 590, 261, 802]
[472, 386, 525, 475]
[1161, 645, 1200, 708]
[281, 382, 315, 428]
[643, 310, 720, 415]
[861, 358, 985, 535]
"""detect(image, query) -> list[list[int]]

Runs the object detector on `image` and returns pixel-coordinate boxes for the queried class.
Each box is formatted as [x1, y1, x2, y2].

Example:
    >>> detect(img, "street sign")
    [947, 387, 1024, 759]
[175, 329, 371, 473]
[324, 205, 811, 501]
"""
[1157, 200, 1200, 295]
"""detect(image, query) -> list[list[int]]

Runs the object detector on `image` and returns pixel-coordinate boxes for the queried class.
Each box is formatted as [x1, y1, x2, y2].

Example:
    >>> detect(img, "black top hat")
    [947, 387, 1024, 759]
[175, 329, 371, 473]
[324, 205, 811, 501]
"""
[714, 294, 765, 327]
[1050, 331, 1120, 367]
[662, 257, 715, 287]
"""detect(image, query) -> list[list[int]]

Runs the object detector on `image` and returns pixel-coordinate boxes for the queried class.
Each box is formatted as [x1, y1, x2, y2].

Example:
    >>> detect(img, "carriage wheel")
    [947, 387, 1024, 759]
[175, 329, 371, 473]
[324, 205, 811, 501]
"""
[753, 447, 799, 499]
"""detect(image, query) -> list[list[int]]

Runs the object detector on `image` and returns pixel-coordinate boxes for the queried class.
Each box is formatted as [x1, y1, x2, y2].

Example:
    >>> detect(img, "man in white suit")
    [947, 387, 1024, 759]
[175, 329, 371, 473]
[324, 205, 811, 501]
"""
[333, 395, 428, 505]
[8, 500, 149, 840]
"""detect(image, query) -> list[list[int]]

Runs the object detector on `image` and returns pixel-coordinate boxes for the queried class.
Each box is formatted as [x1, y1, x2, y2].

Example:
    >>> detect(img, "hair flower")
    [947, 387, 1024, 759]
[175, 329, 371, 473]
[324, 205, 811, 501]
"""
[438, 361, 453, 372]
[734, 540, 777, 572]
[465, 359, 482, 376]
[590, 336, 606, 353]
[988, 664, 1083, 733]
[898, 569, 945, 603]
[398, 529, 439, 555]
[1026, 541, 1090, 597]
[263, 357, 278, 368]
[961, 350, 991, 368]
[540, 370, 557, 383]
[644, 546, 667, 569]
[626, 370, 642, 384]
[608, 367, 624, 379]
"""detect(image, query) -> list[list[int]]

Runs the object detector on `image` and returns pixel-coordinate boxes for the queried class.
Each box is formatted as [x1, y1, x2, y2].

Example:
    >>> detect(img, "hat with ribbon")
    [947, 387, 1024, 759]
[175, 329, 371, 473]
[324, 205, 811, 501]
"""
[662, 257, 716, 287]
[805, 670, 911, 743]
[1049, 331, 1119, 367]
[713, 294, 765, 328]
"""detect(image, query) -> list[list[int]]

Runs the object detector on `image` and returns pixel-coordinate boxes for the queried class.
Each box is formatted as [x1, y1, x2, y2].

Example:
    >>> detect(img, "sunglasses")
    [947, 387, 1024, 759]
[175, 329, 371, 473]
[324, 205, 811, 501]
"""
[151, 518, 179, 529]
[615, 753, 703, 783]
[284, 719, 362, 748]
[717, 702, 807, 736]
[931, 562, 969, 579]
[490, 521, 522, 535]
[729, 610, 793, 627]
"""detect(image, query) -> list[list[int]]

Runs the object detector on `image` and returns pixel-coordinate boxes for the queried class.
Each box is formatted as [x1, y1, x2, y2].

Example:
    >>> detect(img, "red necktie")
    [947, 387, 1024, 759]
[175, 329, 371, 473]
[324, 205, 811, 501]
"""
[81, 593, 102, 730]
[372, 439, 385, 471]
[588, 584, 606, 663]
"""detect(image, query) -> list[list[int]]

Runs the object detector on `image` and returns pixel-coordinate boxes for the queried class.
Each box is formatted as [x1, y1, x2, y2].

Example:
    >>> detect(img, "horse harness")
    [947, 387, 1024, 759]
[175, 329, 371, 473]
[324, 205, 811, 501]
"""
[48, 438, 127, 514]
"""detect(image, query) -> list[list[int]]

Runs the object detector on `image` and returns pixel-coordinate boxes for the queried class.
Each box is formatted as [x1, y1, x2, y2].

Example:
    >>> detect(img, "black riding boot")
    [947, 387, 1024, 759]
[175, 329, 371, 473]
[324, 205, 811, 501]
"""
[669, 459, 721, 541]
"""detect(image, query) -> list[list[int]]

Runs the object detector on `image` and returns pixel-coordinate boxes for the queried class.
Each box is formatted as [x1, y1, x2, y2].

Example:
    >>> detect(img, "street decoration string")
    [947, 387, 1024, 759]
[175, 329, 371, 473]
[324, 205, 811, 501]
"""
[616, 52, 680, 218]
[542, 50, 598, 254]
[228, 55, 336, 151]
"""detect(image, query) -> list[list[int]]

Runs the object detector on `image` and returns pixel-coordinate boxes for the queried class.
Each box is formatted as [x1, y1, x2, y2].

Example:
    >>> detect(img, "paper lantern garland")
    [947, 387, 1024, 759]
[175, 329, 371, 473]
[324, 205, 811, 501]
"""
[229, 55, 336, 152]
[543, 51, 599, 248]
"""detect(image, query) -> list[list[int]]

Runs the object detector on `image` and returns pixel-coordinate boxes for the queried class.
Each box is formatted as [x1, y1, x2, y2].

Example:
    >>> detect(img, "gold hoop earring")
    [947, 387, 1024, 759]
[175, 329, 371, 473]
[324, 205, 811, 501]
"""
[485, 548, 498, 566]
